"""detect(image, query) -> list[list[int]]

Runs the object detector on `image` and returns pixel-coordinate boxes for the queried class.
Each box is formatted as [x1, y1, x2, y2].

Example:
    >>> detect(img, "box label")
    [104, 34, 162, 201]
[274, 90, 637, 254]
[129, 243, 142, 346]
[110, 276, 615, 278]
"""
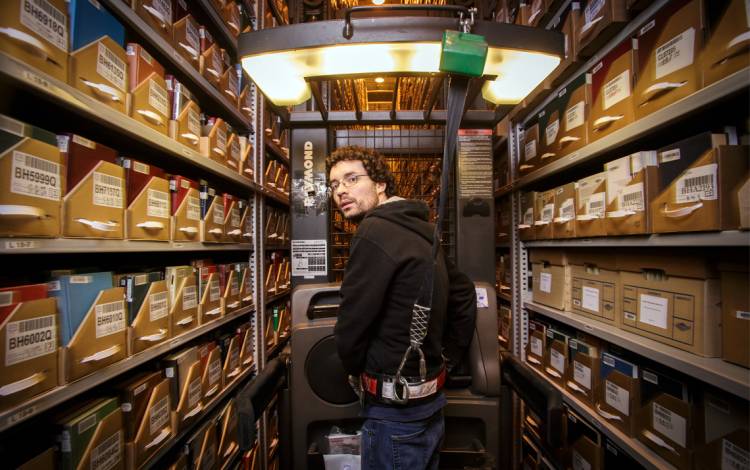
[530, 336, 543, 357]
[659, 149, 680, 163]
[5, 315, 56, 366]
[209, 279, 220, 303]
[188, 378, 201, 407]
[208, 357, 221, 385]
[560, 198, 575, 220]
[586, 192, 606, 216]
[723, 439, 749, 470]
[620, 183, 644, 212]
[149, 291, 168, 321]
[541, 203, 554, 223]
[584, 0, 604, 25]
[93, 172, 123, 208]
[133, 162, 149, 175]
[147, 189, 170, 218]
[550, 348, 565, 374]
[565, 101, 585, 131]
[151, 0, 172, 25]
[582, 286, 600, 313]
[216, 127, 227, 153]
[20, 0, 68, 52]
[605, 380, 630, 416]
[148, 80, 169, 118]
[523, 207, 534, 226]
[653, 402, 686, 448]
[573, 361, 592, 390]
[149, 396, 170, 437]
[0, 292, 12, 307]
[524, 140, 537, 161]
[603, 70, 630, 110]
[95, 300, 126, 338]
[572, 449, 592, 470]
[182, 285, 197, 310]
[540, 272, 552, 294]
[675, 163, 717, 203]
[187, 196, 200, 221]
[545, 120, 559, 146]
[212, 49, 223, 75]
[90, 430, 121, 470]
[212, 203, 224, 225]
[231, 275, 240, 296]
[655, 28, 695, 80]
[187, 108, 201, 137]
[231, 206, 241, 228]
[639, 294, 668, 330]
[186, 18, 200, 54]
[10, 151, 61, 201]
[78, 413, 97, 433]
[96, 42, 127, 92]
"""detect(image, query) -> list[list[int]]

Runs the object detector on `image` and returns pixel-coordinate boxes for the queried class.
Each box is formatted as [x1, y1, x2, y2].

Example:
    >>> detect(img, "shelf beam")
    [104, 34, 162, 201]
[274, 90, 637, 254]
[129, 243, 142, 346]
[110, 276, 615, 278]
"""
[0, 239, 253, 255]
[523, 230, 750, 248]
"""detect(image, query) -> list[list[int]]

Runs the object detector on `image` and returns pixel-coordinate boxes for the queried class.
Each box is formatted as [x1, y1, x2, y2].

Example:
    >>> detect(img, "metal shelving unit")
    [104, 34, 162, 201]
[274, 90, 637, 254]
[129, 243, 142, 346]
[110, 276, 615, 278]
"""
[99, 0, 249, 132]
[265, 290, 291, 305]
[528, 367, 676, 470]
[0, 306, 254, 432]
[0, 239, 254, 255]
[526, 301, 750, 399]
[194, 0, 240, 58]
[524, 230, 750, 248]
[266, 140, 290, 165]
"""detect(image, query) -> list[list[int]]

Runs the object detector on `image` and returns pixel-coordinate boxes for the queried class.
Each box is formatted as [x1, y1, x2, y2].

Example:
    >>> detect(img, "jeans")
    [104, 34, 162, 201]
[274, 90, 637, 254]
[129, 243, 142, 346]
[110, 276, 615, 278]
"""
[361, 409, 444, 470]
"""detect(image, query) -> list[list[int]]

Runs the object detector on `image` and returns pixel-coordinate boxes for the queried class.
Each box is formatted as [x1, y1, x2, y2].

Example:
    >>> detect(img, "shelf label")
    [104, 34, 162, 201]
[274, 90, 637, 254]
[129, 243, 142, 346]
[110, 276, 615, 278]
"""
[530, 336, 543, 357]
[550, 349, 565, 375]
[11, 151, 61, 201]
[565, 101, 585, 131]
[5, 240, 37, 250]
[653, 403, 686, 448]
[539, 272, 552, 294]
[95, 300, 126, 338]
[605, 380, 630, 416]
[655, 28, 695, 80]
[5, 315, 56, 366]
[675, 164, 717, 203]
[20, 0, 68, 52]
[603, 70, 630, 110]
[8, 405, 37, 425]
[573, 361, 592, 390]
[149, 291, 169, 322]
[147, 189, 170, 218]
[92, 172, 123, 208]
[639, 294, 668, 330]
[291, 240, 328, 279]
[91, 430, 122, 470]
[582, 286, 600, 313]
[723, 439, 749, 470]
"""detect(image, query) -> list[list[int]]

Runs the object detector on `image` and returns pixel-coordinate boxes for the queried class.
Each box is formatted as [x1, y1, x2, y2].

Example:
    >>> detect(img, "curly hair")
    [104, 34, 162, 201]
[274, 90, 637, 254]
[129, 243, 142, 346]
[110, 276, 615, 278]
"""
[326, 145, 396, 197]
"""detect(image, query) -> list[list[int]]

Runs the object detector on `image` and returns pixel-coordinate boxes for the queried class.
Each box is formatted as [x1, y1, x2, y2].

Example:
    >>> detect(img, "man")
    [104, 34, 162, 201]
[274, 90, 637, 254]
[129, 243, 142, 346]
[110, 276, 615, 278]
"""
[327, 145, 477, 469]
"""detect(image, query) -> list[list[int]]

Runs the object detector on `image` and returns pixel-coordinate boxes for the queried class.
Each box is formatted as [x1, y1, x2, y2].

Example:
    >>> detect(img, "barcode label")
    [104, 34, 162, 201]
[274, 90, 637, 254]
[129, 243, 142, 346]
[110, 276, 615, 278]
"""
[93, 172, 123, 208]
[230, 140, 241, 164]
[20, 0, 68, 52]
[5, 315, 56, 366]
[560, 198, 575, 219]
[676, 164, 717, 203]
[149, 291, 168, 321]
[209, 358, 221, 385]
[542, 203, 554, 222]
[10, 151, 61, 201]
[620, 183, 644, 212]
[586, 192, 606, 217]
[186, 196, 200, 221]
[187, 108, 201, 137]
[292, 240, 328, 278]
[186, 18, 200, 53]
[212, 49, 223, 76]
[584, 0, 604, 24]
[147, 189, 170, 218]
[152, 0, 172, 23]
[95, 300, 126, 338]
[231, 207, 241, 228]
[96, 42, 127, 92]
[209, 279, 220, 302]
[148, 80, 169, 118]
[213, 203, 225, 225]
[149, 396, 170, 437]
[723, 439, 750, 470]
[182, 285, 197, 310]
[90, 430, 121, 470]
[216, 127, 227, 153]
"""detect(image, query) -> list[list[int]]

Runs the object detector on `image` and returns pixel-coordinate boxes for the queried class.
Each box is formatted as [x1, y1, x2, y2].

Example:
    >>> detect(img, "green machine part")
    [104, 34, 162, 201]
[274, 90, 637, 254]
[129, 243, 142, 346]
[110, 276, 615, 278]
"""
[439, 30, 488, 77]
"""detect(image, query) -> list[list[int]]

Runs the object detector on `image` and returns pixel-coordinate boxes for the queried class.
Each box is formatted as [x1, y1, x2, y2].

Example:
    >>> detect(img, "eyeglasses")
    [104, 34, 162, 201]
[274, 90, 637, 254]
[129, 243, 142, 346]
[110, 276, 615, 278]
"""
[328, 174, 370, 192]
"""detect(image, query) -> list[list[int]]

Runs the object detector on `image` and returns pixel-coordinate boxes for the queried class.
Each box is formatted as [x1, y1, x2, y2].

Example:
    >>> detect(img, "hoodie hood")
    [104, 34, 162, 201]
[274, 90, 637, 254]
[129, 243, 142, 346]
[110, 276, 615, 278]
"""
[365, 199, 434, 243]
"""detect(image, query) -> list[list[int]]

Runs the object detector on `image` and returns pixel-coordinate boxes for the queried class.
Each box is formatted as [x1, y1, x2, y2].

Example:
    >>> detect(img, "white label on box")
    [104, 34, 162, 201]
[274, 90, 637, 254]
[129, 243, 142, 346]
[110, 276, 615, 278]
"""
[78, 413, 97, 434]
[149, 291, 168, 321]
[523, 207, 534, 226]
[90, 430, 121, 470]
[95, 300, 126, 338]
[572, 450, 592, 470]
[573, 361, 592, 390]
[152, 0, 172, 22]
[0, 292, 12, 307]
[603, 70, 631, 110]
[639, 294, 669, 330]
[653, 402, 687, 448]
[560, 198, 575, 220]
[565, 101, 585, 131]
[540, 272, 552, 294]
[93, 172, 123, 208]
[20, 0, 68, 52]
[147, 189, 170, 218]
[620, 183, 645, 212]
[5, 315, 56, 366]
[582, 286, 600, 313]
[10, 151, 61, 201]
[212, 203, 224, 225]
[655, 28, 695, 80]
[149, 396, 170, 437]
[524, 140, 537, 161]
[72, 134, 95, 149]
[231, 207, 241, 228]
[187, 108, 201, 137]
[209, 279, 220, 302]
[148, 80, 169, 118]
[530, 336, 543, 357]
[659, 149, 681, 163]
[231, 276, 240, 296]
[643, 370, 659, 384]
[187, 196, 200, 221]
[216, 127, 227, 152]
[96, 42, 127, 92]
[542, 203, 554, 222]
[722, 439, 750, 470]
[182, 285, 197, 310]
[584, 0, 604, 24]
[586, 192, 606, 216]
[675, 164, 718, 203]
[188, 378, 201, 407]
[209, 358, 221, 385]
[550, 349, 565, 374]
[186, 18, 200, 53]
[133, 162, 149, 175]
[545, 120, 560, 146]
[605, 380, 630, 416]
[70, 275, 91, 284]
[737, 311, 750, 320]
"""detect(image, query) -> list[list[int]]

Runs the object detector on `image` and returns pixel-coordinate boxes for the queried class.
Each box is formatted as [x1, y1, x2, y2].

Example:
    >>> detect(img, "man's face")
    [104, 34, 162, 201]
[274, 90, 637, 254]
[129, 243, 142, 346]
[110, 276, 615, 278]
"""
[329, 160, 386, 221]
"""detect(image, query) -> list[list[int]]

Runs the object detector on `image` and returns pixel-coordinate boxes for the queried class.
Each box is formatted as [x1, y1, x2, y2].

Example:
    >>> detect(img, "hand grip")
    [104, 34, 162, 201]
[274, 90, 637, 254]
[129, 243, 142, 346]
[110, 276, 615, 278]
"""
[0, 204, 47, 219]
[661, 202, 703, 218]
[81, 80, 123, 102]
[0, 372, 46, 396]
[76, 218, 119, 232]
[80, 345, 120, 364]
[136, 221, 165, 230]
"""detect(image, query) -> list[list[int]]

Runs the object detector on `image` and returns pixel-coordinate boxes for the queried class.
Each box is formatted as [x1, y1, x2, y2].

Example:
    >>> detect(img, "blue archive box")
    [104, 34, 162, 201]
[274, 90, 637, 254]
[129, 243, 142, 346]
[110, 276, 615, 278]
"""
[50, 272, 114, 345]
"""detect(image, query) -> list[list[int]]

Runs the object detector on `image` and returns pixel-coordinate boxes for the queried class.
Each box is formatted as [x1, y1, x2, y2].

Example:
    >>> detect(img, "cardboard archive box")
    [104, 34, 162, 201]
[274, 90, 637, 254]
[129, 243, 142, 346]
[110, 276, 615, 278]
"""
[188, 420, 218, 470]
[167, 77, 201, 149]
[588, 39, 636, 142]
[551, 2, 582, 83]
[530, 249, 570, 311]
[226, 132, 242, 172]
[200, 184, 226, 243]
[224, 193, 243, 242]
[238, 320, 255, 370]
[239, 135, 254, 180]
[220, 64, 240, 105]
[121, 275, 170, 355]
[200, 43, 223, 89]
[719, 264, 749, 368]
[239, 199, 254, 242]
[167, 266, 198, 335]
[198, 267, 223, 323]
[553, 183, 577, 239]
[126, 44, 170, 135]
[538, 104, 559, 166]
[534, 189, 556, 240]
[169, 175, 200, 241]
[604, 151, 658, 235]
[172, 12, 200, 70]
[518, 191, 536, 241]
[199, 341, 223, 403]
[693, 389, 750, 470]
[163, 347, 202, 431]
[652, 133, 748, 233]
[603, 437, 641, 468]
[634, 0, 704, 119]
[59, 134, 124, 239]
[239, 77, 255, 121]
[117, 371, 162, 442]
[575, 172, 607, 237]
[125, 376, 172, 469]
[221, 264, 242, 313]
[217, 399, 240, 463]
[0, 285, 59, 410]
[239, 263, 254, 308]
[496, 196, 511, 244]
[200, 117, 229, 165]
[68, 0, 128, 113]
[0, 115, 62, 237]
[576, 0, 628, 56]
[543, 328, 570, 386]
[121, 158, 171, 241]
[57, 397, 124, 470]
[618, 251, 721, 357]
[131, 0, 172, 42]
[222, 2, 242, 37]
[526, 319, 547, 372]
[596, 351, 640, 436]
[701, 0, 750, 87]
[498, 304, 512, 351]
[568, 250, 619, 326]
[221, 331, 242, 385]
[566, 408, 603, 470]
[519, 118, 541, 177]
[566, 336, 600, 406]
[555, 73, 589, 157]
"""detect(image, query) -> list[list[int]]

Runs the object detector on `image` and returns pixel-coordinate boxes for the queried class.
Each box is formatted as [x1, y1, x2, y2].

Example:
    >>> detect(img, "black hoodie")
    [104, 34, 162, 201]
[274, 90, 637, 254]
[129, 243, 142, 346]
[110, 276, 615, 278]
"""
[334, 198, 477, 379]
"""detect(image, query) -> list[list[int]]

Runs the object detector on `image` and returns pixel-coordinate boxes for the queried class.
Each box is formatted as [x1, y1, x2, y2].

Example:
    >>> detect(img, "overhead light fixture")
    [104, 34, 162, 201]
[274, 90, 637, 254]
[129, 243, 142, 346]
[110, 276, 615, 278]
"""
[239, 16, 562, 106]
[372, 0, 385, 5]
[374, 76, 385, 83]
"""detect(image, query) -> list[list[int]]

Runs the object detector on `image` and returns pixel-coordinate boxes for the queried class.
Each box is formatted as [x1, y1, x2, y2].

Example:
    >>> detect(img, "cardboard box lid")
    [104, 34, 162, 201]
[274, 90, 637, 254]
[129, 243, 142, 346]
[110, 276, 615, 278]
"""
[58, 134, 117, 193]
[127, 43, 165, 91]
[69, 0, 126, 50]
